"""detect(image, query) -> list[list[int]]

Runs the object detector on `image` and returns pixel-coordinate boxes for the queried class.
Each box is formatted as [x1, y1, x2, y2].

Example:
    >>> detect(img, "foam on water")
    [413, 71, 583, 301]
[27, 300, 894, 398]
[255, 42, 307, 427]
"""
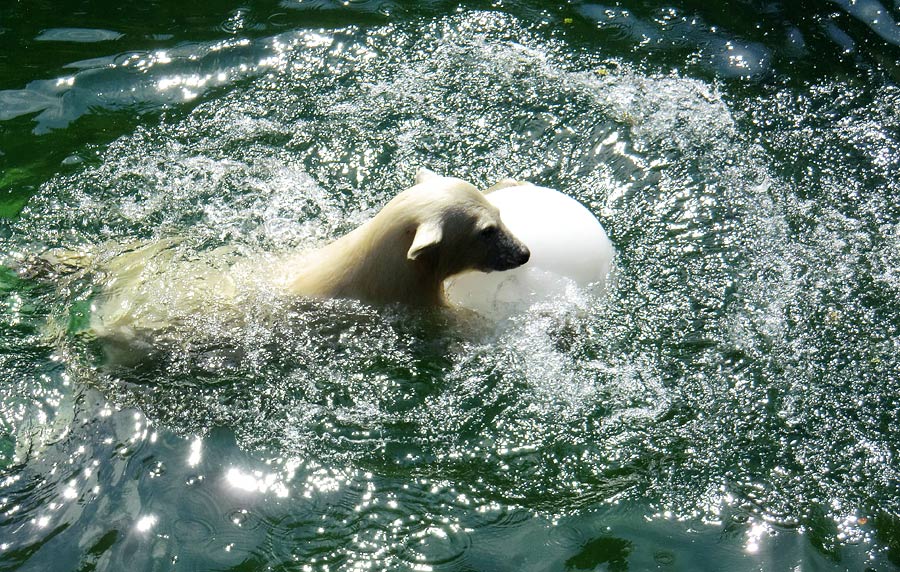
[2, 8, 899, 568]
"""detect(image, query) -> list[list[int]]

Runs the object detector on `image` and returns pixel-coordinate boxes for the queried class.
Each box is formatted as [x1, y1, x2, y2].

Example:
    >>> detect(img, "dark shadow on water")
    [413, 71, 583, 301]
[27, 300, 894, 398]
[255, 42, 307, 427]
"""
[566, 536, 634, 572]
[875, 511, 900, 569]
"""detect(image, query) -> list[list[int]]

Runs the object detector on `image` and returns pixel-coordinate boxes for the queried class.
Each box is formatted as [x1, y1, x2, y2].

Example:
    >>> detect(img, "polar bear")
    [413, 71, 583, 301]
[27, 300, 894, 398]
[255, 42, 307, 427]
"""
[85, 169, 529, 358]
[278, 168, 530, 305]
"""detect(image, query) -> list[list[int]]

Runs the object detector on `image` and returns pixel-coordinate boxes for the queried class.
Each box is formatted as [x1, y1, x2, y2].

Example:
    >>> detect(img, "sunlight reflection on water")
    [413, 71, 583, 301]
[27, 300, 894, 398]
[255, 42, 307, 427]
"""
[0, 4, 899, 571]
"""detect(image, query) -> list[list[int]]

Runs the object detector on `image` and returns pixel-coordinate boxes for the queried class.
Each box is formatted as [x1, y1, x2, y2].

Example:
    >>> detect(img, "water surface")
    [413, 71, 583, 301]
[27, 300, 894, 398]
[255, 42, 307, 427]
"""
[1, 1, 900, 570]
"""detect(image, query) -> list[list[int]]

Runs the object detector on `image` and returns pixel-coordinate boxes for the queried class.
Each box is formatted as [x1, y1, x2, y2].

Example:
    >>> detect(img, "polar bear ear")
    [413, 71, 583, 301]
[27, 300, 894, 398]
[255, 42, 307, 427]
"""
[415, 168, 440, 185]
[407, 219, 443, 260]
[484, 177, 523, 194]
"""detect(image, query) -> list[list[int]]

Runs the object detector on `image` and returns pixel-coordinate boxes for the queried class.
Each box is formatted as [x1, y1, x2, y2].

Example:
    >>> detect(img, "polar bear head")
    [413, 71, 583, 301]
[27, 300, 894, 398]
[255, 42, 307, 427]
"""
[401, 168, 530, 279]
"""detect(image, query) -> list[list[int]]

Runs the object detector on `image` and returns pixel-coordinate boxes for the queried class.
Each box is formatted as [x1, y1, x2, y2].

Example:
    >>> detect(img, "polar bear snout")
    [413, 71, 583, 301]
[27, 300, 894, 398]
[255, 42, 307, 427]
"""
[481, 226, 530, 272]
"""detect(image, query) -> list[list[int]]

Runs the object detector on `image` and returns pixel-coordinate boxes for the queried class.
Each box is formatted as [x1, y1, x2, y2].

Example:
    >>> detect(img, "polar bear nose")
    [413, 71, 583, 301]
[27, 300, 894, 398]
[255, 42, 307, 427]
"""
[516, 246, 531, 266]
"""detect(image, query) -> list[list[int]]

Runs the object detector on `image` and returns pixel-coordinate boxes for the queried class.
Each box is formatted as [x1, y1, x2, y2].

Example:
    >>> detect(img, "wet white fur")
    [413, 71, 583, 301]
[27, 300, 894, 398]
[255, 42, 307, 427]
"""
[88, 169, 525, 350]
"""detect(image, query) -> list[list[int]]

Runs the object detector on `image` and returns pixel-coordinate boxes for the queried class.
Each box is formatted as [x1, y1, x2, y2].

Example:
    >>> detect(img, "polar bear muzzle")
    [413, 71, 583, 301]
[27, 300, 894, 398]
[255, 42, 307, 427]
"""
[477, 223, 530, 272]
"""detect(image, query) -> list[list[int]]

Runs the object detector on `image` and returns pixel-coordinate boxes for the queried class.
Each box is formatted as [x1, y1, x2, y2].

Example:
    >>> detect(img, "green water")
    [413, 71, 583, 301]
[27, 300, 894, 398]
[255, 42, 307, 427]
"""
[2, 1, 900, 570]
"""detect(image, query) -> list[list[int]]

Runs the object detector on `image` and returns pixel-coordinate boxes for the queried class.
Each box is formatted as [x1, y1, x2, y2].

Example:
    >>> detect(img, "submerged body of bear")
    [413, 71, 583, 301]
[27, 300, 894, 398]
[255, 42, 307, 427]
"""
[87, 170, 529, 361]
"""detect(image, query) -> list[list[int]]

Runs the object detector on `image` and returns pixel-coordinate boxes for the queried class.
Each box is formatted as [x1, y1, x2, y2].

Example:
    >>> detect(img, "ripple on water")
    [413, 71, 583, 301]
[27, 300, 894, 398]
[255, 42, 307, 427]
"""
[34, 28, 123, 43]
[576, 5, 772, 79]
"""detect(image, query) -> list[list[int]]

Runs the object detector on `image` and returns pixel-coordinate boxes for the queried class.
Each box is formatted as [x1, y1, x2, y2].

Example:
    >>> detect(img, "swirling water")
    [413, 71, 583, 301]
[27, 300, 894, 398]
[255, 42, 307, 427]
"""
[1, 1, 899, 570]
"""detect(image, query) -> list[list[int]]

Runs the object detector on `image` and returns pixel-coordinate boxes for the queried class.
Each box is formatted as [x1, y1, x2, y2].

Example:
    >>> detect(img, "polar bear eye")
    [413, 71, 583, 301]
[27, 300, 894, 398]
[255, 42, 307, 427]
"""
[480, 225, 498, 238]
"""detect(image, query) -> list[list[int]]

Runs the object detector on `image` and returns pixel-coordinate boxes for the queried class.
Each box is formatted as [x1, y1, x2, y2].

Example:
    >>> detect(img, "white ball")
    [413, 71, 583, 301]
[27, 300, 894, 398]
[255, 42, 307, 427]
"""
[447, 183, 614, 317]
